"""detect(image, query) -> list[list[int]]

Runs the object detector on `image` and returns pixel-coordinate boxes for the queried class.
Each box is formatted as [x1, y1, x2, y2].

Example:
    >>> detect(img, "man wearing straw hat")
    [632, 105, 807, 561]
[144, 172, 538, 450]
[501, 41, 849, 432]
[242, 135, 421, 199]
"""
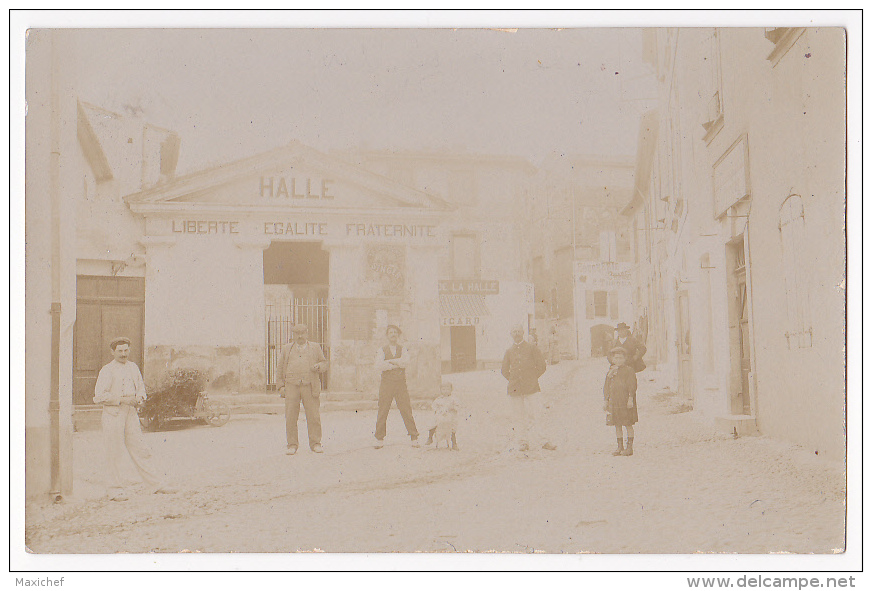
[278, 323, 329, 455]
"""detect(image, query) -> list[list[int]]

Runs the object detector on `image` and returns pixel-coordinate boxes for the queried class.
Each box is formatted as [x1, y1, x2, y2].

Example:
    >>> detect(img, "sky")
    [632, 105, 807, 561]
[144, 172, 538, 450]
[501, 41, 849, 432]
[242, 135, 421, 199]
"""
[66, 27, 657, 174]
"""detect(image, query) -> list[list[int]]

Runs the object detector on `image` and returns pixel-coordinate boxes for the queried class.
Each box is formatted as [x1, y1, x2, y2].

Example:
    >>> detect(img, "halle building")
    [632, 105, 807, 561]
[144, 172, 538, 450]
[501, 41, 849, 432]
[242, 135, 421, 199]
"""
[74, 116, 463, 409]
[25, 30, 536, 501]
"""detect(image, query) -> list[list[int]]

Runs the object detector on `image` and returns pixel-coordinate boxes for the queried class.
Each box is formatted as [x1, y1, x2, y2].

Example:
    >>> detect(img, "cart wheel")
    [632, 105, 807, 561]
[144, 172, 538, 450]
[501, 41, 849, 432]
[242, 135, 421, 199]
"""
[206, 401, 230, 427]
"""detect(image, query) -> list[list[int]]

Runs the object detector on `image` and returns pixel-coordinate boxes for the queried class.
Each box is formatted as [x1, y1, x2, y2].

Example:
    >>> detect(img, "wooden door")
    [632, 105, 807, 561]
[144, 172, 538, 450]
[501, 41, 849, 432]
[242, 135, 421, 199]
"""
[73, 303, 103, 406]
[101, 305, 143, 365]
[727, 240, 751, 415]
[73, 276, 145, 406]
[590, 324, 614, 357]
[450, 326, 476, 373]
[676, 290, 694, 404]
[737, 275, 751, 414]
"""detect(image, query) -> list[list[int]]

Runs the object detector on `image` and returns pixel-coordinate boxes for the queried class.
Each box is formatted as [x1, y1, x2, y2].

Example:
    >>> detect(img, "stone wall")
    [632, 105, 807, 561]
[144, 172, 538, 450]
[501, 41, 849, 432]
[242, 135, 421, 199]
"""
[328, 341, 440, 400]
[144, 344, 266, 393]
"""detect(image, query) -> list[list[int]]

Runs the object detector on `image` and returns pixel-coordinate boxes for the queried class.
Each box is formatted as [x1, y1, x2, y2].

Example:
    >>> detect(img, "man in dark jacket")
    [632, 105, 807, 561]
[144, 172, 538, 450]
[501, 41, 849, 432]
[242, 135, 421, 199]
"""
[501, 325, 556, 452]
[611, 322, 647, 372]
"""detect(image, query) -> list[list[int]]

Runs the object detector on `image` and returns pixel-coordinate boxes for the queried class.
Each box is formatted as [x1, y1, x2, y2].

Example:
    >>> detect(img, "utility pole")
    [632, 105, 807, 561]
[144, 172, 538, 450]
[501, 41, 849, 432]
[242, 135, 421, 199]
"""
[48, 31, 63, 502]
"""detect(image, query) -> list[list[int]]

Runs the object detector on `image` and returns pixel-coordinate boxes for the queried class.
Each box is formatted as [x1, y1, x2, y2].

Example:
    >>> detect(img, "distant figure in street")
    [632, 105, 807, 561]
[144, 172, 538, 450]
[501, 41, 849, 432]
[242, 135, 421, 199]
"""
[374, 325, 420, 448]
[603, 346, 638, 456]
[501, 324, 557, 452]
[278, 323, 328, 455]
[611, 322, 647, 372]
[548, 324, 560, 364]
[94, 337, 176, 501]
[424, 381, 460, 450]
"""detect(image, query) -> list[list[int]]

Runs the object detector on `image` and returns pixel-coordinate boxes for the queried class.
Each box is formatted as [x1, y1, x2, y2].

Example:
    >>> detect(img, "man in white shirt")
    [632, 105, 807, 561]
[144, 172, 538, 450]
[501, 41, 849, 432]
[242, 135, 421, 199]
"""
[94, 337, 175, 501]
[374, 325, 419, 448]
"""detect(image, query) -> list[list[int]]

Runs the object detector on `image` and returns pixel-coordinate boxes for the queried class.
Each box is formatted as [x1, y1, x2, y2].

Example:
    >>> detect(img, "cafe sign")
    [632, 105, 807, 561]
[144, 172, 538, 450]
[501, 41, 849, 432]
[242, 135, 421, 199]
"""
[441, 316, 481, 327]
[575, 261, 632, 290]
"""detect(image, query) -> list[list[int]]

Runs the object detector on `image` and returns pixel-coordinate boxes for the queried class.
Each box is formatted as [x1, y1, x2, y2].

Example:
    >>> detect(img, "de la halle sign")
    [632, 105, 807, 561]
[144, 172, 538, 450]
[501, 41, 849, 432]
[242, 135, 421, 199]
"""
[438, 280, 500, 295]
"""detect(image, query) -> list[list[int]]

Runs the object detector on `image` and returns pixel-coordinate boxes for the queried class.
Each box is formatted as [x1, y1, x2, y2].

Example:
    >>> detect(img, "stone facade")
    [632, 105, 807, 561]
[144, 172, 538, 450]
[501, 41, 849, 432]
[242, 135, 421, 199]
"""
[339, 150, 538, 371]
[626, 28, 846, 459]
[143, 344, 266, 393]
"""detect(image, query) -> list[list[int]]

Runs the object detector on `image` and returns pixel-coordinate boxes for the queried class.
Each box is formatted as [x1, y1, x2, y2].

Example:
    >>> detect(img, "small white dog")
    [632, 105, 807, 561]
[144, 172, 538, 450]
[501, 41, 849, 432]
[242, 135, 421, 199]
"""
[427, 382, 459, 450]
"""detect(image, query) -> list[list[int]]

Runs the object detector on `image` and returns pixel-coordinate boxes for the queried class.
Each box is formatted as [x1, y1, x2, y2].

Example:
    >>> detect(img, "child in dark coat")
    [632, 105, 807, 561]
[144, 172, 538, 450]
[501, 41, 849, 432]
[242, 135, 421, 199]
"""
[603, 346, 638, 456]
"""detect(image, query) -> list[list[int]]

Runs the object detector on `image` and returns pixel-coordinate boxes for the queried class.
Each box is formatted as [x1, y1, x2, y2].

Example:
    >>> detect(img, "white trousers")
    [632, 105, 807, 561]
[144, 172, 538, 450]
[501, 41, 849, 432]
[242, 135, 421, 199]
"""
[102, 404, 163, 493]
[509, 391, 548, 447]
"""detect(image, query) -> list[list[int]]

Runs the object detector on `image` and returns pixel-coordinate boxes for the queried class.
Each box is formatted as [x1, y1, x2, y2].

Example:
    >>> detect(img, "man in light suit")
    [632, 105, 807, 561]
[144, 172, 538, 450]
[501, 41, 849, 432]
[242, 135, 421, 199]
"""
[278, 323, 329, 455]
[501, 325, 557, 452]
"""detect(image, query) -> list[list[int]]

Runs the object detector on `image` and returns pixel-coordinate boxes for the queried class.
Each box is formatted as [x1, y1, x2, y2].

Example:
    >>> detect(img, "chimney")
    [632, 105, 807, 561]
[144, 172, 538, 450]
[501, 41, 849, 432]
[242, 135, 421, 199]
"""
[141, 124, 180, 188]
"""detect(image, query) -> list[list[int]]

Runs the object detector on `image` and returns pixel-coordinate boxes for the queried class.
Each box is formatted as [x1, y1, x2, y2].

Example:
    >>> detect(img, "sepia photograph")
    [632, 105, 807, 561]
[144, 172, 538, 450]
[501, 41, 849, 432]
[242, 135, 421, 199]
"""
[12, 9, 859, 577]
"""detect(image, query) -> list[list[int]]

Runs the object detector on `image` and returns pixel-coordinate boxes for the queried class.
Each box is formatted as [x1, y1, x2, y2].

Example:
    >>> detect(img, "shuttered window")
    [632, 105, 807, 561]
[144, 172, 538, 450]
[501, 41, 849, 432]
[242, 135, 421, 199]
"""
[778, 195, 812, 349]
[593, 291, 608, 318]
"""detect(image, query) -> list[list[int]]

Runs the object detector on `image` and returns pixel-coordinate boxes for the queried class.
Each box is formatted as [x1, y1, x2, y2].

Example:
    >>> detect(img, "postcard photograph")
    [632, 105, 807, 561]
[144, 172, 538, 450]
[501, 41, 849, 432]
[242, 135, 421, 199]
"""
[16, 13, 853, 569]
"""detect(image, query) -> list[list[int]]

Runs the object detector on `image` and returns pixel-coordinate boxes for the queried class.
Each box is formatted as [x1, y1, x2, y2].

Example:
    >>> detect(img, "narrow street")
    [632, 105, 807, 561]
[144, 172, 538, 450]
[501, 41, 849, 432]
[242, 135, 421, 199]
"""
[25, 360, 845, 554]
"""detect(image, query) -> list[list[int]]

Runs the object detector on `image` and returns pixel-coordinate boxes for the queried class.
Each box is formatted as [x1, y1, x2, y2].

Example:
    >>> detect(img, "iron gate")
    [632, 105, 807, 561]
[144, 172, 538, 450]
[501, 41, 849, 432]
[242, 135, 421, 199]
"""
[266, 298, 330, 390]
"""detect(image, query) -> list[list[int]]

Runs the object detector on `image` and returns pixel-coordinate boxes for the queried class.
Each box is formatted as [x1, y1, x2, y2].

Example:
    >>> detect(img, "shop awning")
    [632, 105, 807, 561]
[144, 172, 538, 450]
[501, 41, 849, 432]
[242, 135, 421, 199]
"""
[439, 294, 490, 319]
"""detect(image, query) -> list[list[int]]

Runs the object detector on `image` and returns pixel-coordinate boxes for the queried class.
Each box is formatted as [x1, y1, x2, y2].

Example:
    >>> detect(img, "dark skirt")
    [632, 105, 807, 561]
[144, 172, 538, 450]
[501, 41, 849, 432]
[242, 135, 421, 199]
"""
[606, 402, 638, 426]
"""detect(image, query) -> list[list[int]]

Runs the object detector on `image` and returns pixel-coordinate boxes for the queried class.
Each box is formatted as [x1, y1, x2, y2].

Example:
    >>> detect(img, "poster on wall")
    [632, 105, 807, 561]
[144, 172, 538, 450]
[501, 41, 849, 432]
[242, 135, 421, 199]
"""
[366, 245, 405, 297]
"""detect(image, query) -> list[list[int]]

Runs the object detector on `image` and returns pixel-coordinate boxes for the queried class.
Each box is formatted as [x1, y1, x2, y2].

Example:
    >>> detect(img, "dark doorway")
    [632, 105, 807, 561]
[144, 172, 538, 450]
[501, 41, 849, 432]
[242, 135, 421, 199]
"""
[727, 237, 751, 415]
[450, 326, 477, 372]
[263, 241, 329, 287]
[676, 290, 694, 404]
[590, 323, 614, 357]
[263, 241, 330, 390]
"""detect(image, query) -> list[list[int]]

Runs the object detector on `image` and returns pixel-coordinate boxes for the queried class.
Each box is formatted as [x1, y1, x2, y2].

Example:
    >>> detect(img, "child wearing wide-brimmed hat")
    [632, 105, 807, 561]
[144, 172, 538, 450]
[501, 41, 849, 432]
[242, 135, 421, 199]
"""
[603, 346, 639, 456]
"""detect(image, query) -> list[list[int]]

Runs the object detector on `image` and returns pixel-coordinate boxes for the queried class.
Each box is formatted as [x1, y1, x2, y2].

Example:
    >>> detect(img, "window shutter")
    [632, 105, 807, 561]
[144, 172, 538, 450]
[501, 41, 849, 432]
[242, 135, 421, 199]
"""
[779, 195, 812, 349]
[782, 220, 798, 348]
[586, 290, 595, 319]
[609, 291, 619, 319]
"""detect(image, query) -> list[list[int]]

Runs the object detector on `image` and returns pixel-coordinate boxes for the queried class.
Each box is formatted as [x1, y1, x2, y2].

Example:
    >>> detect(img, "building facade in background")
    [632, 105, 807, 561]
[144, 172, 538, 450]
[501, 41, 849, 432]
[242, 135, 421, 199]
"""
[529, 156, 636, 360]
[342, 150, 537, 372]
[625, 28, 846, 458]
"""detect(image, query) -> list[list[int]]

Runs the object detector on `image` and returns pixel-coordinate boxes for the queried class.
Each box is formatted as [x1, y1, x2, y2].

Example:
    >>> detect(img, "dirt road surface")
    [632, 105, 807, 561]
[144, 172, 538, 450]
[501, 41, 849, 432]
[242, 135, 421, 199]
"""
[24, 359, 845, 555]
